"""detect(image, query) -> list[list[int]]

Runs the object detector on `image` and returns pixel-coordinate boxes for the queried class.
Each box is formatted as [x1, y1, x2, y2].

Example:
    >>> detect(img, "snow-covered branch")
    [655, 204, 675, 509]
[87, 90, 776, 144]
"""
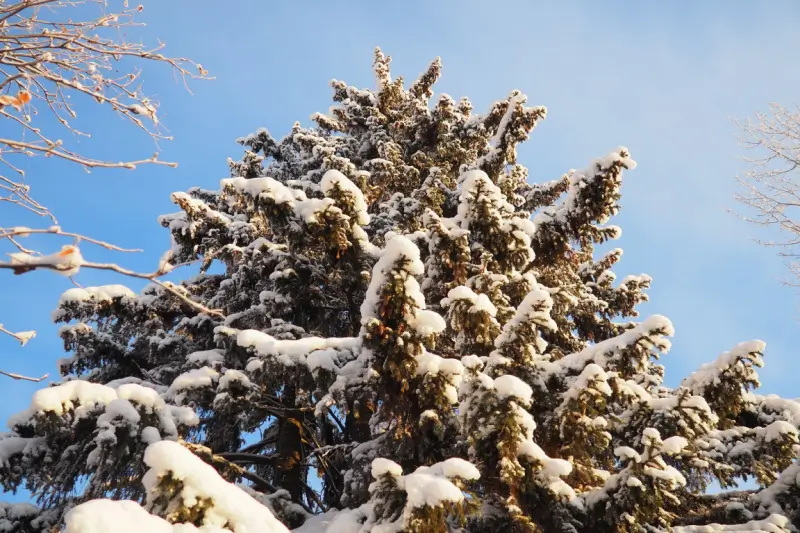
[0, 245, 223, 317]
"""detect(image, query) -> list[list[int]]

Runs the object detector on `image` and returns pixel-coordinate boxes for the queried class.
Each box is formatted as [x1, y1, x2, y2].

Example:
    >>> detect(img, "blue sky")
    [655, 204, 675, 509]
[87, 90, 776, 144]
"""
[2, 0, 800, 500]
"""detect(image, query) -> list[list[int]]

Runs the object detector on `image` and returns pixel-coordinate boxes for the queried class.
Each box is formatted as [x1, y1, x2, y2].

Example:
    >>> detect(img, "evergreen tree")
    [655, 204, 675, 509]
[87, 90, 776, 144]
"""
[1, 49, 799, 533]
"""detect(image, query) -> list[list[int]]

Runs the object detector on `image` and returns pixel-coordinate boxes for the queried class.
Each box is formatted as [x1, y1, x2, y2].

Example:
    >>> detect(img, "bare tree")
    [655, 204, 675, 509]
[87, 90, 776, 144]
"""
[0, 0, 211, 381]
[735, 103, 800, 284]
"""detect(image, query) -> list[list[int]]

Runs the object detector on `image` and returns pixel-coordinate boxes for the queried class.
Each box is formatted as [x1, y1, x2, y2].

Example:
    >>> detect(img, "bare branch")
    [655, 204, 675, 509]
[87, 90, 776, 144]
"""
[0, 0, 210, 219]
[0, 320, 44, 383]
[0, 225, 143, 252]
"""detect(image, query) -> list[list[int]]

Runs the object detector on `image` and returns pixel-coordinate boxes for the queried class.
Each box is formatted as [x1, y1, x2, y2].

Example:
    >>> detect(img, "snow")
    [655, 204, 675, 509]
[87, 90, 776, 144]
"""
[420, 410, 439, 422]
[58, 284, 136, 306]
[142, 440, 290, 533]
[558, 364, 611, 411]
[222, 176, 299, 205]
[642, 427, 661, 442]
[626, 476, 643, 488]
[415, 351, 464, 377]
[443, 285, 479, 304]
[614, 447, 641, 462]
[9, 380, 118, 426]
[187, 349, 226, 366]
[371, 457, 403, 478]
[0, 435, 40, 467]
[320, 170, 370, 225]
[494, 287, 557, 351]
[454, 170, 514, 230]
[756, 454, 800, 515]
[222, 176, 338, 224]
[672, 515, 789, 533]
[405, 308, 446, 337]
[554, 314, 674, 376]
[415, 350, 464, 403]
[461, 354, 484, 369]
[351, 224, 381, 256]
[171, 192, 232, 228]
[307, 349, 340, 373]
[764, 420, 797, 443]
[6, 226, 32, 237]
[360, 233, 442, 338]
[234, 329, 357, 373]
[7, 380, 197, 466]
[141, 426, 162, 444]
[102, 398, 141, 424]
[12, 330, 35, 346]
[291, 510, 345, 533]
[588, 427, 694, 512]
[317, 507, 371, 533]
[493, 374, 533, 402]
[489, 93, 525, 149]
[642, 464, 686, 488]
[460, 366, 579, 503]
[116, 384, 165, 411]
[541, 457, 574, 478]
[419, 457, 481, 480]
[224, 171, 371, 230]
[682, 340, 766, 394]
[8, 244, 85, 277]
[368, 456, 480, 529]
[294, 198, 338, 224]
[218, 369, 252, 390]
[471, 293, 497, 314]
[403, 470, 465, 508]
[64, 500, 191, 533]
[441, 286, 498, 317]
[756, 395, 800, 425]
[167, 367, 219, 401]
[518, 437, 574, 483]
[157, 249, 175, 274]
[269, 268, 296, 281]
[89, 398, 146, 465]
[0, 502, 40, 531]
[532, 148, 637, 228]
[64, 499, 230, 533]
[660, 436, 689, 455]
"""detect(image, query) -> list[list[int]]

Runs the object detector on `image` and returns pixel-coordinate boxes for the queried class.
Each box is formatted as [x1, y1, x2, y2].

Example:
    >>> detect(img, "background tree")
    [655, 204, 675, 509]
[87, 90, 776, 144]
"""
[0, 0, 209, 381]
[1, 49, 799, 533]
[735, 103, 800, 285]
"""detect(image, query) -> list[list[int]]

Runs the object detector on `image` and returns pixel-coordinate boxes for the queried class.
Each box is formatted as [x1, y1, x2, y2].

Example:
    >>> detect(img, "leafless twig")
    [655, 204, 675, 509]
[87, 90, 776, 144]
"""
[0, 0, 211, 218]
[0, 324, 47, 381]
[0, 225, 143, 251]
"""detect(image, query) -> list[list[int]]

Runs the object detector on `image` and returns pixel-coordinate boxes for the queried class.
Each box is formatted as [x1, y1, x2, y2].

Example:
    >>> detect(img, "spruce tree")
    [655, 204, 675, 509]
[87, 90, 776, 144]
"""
[1, 49, 799, 533]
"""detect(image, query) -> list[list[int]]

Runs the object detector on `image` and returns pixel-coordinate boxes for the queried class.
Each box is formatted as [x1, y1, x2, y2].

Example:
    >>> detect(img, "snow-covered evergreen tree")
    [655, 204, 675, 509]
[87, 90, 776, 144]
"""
[1, 49, 799, 533]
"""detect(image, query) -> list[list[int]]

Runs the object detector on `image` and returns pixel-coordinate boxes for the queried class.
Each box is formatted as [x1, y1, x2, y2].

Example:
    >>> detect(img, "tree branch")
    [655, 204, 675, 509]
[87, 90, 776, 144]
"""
[0, 253, 224, 317]
[0, 368, 48, 381]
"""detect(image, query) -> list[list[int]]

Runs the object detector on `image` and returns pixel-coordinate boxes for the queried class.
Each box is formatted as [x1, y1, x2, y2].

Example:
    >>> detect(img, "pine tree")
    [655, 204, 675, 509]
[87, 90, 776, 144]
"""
[1, 48, 799, 533]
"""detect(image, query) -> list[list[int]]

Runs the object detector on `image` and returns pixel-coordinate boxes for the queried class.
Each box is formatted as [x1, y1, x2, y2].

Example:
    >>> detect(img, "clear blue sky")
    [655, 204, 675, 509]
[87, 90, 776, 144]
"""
[2, 0, 800, 501]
